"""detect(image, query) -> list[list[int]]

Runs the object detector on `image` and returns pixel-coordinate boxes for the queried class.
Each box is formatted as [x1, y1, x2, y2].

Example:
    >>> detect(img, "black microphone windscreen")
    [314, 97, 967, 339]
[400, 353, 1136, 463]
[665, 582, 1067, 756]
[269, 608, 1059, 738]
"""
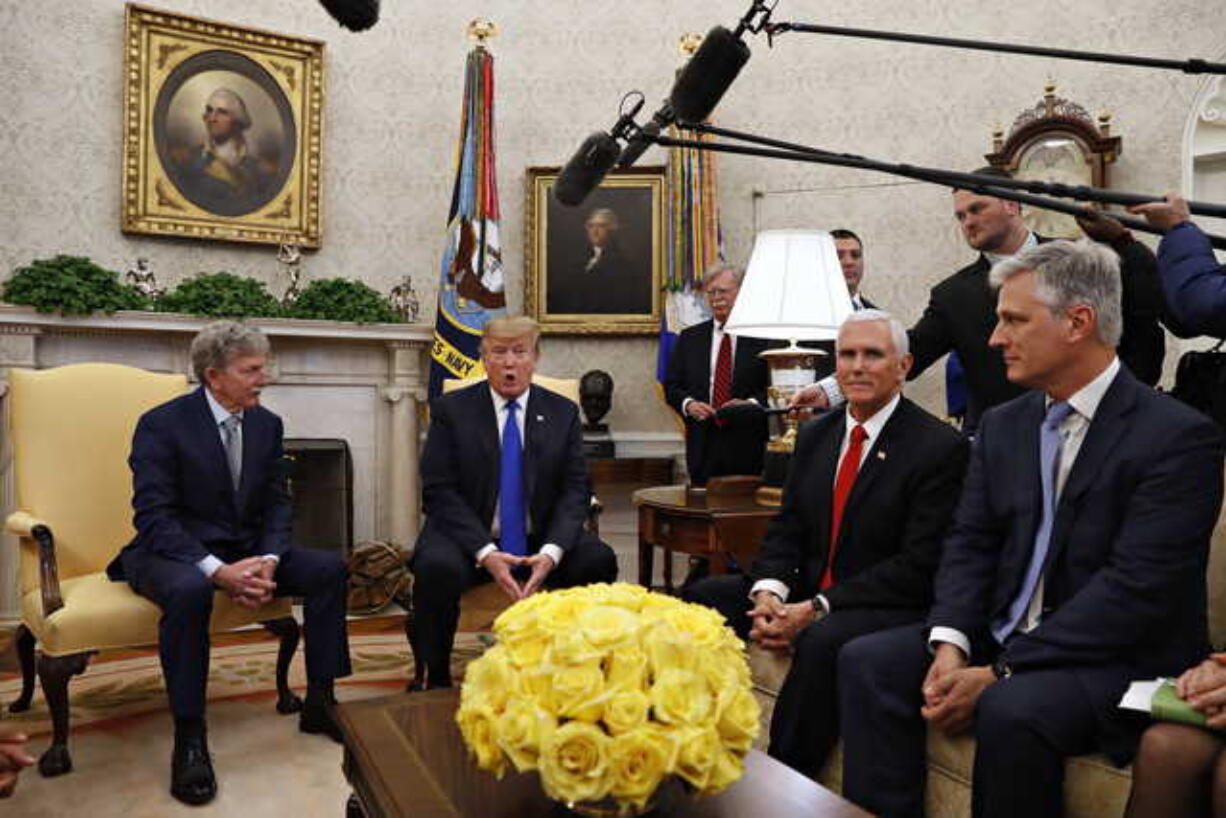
[318, 0, 380, 31]
[669, 26, 750, 123]
[554, 132, 621, 207]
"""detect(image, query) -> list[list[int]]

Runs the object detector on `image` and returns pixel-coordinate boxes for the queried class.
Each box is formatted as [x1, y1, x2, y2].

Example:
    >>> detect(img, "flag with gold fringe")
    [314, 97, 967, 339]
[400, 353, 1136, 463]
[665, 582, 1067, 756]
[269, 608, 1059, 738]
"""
[429, 44, 506, 397]
[656, 122, 723, 393]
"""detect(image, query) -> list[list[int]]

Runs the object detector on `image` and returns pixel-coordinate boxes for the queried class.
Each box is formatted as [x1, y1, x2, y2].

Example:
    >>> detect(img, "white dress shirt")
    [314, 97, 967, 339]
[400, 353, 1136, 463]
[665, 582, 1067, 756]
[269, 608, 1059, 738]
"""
[929, 357, 1120, 659]
[474, 386, 565, 568]
[751, 393, 903, 611]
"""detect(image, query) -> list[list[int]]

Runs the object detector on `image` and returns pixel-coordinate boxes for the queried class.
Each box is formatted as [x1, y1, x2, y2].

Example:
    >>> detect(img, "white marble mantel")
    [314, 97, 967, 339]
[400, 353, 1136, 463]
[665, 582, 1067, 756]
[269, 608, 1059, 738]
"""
[0, 305, 432, 624]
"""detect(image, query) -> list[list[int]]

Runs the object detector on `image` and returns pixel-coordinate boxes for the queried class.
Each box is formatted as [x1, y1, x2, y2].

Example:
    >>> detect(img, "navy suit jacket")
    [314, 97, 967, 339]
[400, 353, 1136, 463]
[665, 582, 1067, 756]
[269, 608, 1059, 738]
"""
[929, 367, 1223, 732]
[107, 387, 293, 579]
[752, 396, 968, 610]
[415, 383, 593, 558]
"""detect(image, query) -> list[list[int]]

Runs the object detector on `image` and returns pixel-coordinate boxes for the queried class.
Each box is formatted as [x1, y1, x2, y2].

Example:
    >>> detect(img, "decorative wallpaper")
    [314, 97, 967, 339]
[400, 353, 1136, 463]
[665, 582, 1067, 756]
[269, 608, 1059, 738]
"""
[0, 0, 1221, 432]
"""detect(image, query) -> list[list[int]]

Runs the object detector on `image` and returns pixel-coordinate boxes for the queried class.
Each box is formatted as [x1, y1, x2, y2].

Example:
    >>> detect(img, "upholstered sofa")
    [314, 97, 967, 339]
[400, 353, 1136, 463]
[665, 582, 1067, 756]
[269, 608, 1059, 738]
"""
[748, 496, 1226, 818]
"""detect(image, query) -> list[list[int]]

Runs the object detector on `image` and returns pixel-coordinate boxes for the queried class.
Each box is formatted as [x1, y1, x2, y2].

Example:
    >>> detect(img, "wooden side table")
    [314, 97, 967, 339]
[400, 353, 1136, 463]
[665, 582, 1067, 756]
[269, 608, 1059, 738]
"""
[634, 479, 778, 592]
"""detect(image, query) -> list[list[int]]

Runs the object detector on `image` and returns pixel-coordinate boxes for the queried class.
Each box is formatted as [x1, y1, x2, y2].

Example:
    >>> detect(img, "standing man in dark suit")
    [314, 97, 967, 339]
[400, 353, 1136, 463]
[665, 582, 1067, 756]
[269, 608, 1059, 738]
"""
[797, 171, 1165, 432]
[831, 229, 878, 312]
[411, 316, 618, 689]
[108, 321, 351, 806]
[664, 263, 771, 485]
[685, 309, 968, 779]
[838, 240, 1224, 818]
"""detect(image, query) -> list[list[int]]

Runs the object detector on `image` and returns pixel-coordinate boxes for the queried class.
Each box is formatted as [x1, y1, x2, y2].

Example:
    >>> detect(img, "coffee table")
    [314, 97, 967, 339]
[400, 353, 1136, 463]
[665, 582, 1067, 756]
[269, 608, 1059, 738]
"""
[336, 688, 872, 817]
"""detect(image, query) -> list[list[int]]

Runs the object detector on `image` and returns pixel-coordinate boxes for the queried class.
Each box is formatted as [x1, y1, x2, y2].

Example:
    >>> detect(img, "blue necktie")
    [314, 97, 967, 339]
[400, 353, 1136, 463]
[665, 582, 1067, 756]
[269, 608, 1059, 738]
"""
[991, 400, 1075, 643]
[499, 399, 527, 557]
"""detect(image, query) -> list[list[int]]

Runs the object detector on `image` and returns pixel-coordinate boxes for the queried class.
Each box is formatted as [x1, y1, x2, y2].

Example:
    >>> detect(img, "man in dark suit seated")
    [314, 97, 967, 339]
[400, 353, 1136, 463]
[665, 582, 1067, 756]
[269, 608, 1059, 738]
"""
[838, 240, 1225, 818]
[410, 316, 618, 689]
[684, 309, 969, 779]
[108, 321, 351, 806]
[664, 263, 771, 486]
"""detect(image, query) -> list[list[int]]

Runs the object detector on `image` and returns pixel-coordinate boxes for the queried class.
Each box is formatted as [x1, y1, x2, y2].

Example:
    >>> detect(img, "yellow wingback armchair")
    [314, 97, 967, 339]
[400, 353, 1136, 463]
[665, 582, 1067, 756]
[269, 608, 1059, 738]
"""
[405, 374, 599, 689]
[5, 363, 300, 777]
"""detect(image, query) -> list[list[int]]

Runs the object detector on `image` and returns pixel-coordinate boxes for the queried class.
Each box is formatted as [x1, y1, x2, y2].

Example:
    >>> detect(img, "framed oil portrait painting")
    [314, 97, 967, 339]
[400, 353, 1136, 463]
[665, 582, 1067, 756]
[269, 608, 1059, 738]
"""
[121, 4, 324, 247]
[525, 166, 665, 335]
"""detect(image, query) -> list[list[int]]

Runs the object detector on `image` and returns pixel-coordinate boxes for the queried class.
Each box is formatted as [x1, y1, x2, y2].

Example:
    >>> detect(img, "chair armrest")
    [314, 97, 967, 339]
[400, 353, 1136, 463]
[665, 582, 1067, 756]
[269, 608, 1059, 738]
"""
[6, 511, 64, 617]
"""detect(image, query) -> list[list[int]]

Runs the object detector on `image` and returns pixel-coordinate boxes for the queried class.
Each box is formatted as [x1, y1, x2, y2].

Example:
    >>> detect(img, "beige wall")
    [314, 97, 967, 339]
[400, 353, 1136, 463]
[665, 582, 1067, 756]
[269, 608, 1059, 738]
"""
[1, 1, 1221, 432]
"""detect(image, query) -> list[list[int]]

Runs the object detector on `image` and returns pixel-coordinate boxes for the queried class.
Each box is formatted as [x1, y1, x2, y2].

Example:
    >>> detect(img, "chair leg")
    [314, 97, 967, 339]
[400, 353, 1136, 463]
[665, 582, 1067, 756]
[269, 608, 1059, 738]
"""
[35, 651, 91, 777]
[7, 624, 36, 713]
[404, 600, 426, 691]
[262, 617, 303, 714]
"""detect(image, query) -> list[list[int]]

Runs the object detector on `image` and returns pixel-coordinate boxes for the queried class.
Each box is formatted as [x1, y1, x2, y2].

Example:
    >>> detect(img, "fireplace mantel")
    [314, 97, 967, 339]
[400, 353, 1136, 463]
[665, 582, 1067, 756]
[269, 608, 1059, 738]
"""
[0, 305, 432, 623]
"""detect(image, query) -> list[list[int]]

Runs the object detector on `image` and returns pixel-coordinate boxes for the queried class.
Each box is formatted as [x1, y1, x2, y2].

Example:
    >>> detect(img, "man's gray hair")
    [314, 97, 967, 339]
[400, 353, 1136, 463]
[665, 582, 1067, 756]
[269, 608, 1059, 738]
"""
[989, 239, 1122, 347]
[704, 262, 744, 288]
[838, 308, 910, 358]
[206, 88, 252, 130]
[190, 321, 270, 382]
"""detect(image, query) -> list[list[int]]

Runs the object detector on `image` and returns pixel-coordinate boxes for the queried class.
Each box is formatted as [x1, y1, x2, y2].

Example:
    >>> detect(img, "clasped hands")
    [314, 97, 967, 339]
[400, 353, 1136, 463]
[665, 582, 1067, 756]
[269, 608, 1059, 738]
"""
[481, 551, 555, 602]
[746, 591, 816, 654]
[1175, 652, 1226, 728]
[212, 556, 277, 609]
[685, 397, 753, 422]
[920, 642, 997, 736]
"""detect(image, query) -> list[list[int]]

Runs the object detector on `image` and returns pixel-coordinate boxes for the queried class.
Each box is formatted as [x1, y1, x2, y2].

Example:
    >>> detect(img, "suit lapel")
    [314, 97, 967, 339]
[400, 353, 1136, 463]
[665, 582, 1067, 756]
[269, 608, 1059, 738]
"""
[841, 399, 910, 529]
[695, 321, 714, 401]
[191, 388, 237, 504]
[1048, 370, 1136, 563]
[810, 415, 842, 555]
[522, 385, 542, 506]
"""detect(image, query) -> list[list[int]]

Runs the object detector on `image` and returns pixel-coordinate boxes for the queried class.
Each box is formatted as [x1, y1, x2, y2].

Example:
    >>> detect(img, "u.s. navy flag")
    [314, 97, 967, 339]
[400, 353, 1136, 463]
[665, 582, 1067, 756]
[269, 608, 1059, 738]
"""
[429, 44, 506, 397]
[656, 122, 723, 396]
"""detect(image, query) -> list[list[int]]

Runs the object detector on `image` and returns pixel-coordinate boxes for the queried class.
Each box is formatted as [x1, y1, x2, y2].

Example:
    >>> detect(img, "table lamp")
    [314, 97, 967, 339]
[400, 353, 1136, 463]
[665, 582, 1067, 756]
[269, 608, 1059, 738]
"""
[725, 229, 852, 504]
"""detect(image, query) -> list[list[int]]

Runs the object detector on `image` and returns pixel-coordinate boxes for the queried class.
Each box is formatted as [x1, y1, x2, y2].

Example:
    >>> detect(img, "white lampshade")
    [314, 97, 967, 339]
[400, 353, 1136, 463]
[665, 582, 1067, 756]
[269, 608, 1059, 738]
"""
[724, 230, 852, 341]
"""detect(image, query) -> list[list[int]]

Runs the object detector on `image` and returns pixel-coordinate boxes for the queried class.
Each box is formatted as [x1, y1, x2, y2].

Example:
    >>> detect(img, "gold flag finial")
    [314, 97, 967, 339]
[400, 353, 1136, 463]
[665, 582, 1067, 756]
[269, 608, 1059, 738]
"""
[467, 19, 497, 46]
[679, 32, 703, 57]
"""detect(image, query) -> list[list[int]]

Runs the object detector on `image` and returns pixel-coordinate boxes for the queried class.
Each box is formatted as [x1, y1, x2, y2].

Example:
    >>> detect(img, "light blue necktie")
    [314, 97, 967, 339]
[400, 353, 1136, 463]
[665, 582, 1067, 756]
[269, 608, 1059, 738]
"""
[991, 400, 1075, 643]
[499, 400, 527, 557]
[221, 414, 242, 491]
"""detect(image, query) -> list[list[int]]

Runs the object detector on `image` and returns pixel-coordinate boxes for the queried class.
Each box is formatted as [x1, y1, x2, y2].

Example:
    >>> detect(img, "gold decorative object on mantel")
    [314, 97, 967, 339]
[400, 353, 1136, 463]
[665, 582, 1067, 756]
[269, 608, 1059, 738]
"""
[985, 82, 1122, 239]
[678, 32, 703, 57]
[467, 18, 498, 46]
[121, 4, 324, 248]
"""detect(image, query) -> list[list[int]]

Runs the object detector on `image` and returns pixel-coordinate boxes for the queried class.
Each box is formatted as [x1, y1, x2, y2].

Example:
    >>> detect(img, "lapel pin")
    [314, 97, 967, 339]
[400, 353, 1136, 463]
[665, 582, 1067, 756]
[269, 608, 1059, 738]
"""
[536, 414, 545, 422]
[877, 450, 887, 460]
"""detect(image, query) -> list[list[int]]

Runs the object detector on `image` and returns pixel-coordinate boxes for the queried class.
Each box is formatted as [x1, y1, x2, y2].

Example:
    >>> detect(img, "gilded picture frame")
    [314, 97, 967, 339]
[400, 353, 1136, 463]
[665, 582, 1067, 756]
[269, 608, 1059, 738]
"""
[525, 166, 665, 335]
[121, 4, 324, 247]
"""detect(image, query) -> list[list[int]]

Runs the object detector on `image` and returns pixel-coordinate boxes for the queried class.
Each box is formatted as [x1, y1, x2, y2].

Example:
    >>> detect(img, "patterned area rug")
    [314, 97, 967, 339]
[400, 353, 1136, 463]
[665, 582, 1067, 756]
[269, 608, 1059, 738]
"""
[0, 629, 487, 737]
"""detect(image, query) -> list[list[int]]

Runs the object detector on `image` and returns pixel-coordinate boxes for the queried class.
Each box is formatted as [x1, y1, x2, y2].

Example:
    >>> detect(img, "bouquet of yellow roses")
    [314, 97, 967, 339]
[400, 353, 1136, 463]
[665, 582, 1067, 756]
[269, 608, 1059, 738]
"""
[455, 583, 761, 814]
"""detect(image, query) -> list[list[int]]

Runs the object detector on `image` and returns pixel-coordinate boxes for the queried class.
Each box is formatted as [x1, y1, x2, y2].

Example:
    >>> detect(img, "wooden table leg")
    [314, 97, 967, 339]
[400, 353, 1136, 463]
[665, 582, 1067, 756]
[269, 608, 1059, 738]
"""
[637, 507, 654, 588]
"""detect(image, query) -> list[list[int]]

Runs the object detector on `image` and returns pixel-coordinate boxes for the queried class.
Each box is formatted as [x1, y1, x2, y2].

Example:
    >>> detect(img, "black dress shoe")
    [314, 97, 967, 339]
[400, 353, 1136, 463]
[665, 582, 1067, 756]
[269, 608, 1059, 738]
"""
[299, 700, 344, 743]
[171, 734, 217, 806]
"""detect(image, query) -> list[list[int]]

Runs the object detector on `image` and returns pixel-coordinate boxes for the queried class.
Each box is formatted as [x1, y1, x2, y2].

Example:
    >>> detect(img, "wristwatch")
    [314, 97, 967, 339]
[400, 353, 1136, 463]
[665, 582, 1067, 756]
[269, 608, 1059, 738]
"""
[810, 594, 828, 621]
[991, 656, 1012, 680]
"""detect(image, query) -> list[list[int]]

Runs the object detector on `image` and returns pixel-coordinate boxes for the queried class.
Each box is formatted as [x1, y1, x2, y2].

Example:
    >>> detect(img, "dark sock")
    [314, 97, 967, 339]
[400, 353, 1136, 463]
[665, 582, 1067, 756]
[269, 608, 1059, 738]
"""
[174, 716, 206, 743]
[305, 680, 335, 708]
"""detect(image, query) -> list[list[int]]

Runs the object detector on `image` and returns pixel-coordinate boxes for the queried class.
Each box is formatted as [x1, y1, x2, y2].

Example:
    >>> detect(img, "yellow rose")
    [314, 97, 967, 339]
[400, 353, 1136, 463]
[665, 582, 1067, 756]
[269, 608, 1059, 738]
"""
[537, 594, 589, 636]
[461, 644, 514, 712]
[715, 687, 760, 752]
[642, 623, 699, 675]
[495, 604, 550, 667]
[550, 663, 607, 722]
[516, 665, 554, 706]
[548, 630, 603, 667]
[607, 727, 676, 808]
[650, 668, 714, 726]
[603, 689, 650, 735]
[455, 703, 506, 778]
[600, 582, 650, 612]
[605, 646, 648, 691]
[703, 747, 745, 795]
[577, 604, 640, 651]
[495, 698, 553, 772]
[658, 604, 725, 647]
[674, 726, 721, 790]
[539, 720, 612, 804]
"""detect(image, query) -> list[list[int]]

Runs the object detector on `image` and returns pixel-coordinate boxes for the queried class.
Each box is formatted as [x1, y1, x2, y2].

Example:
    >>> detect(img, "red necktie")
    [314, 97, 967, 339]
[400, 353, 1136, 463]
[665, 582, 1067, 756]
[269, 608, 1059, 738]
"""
[711, 331, 733, 409]
[823, 424, 868, 590]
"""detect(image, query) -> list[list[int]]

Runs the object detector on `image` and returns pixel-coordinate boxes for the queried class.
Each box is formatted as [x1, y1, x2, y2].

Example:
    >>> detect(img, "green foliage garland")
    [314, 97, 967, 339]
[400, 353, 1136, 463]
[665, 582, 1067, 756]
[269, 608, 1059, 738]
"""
[285, 278, 401, 324]
[155, 272, 284, 319]
[2, 255, 149, 315]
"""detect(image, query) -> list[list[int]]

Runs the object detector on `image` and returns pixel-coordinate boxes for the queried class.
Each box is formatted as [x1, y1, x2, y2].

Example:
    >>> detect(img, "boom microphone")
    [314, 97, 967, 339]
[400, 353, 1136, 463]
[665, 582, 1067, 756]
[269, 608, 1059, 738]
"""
[669, 26, 751, 124]
[317, 0, 379, 31]
[554, 132, 622, 206]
